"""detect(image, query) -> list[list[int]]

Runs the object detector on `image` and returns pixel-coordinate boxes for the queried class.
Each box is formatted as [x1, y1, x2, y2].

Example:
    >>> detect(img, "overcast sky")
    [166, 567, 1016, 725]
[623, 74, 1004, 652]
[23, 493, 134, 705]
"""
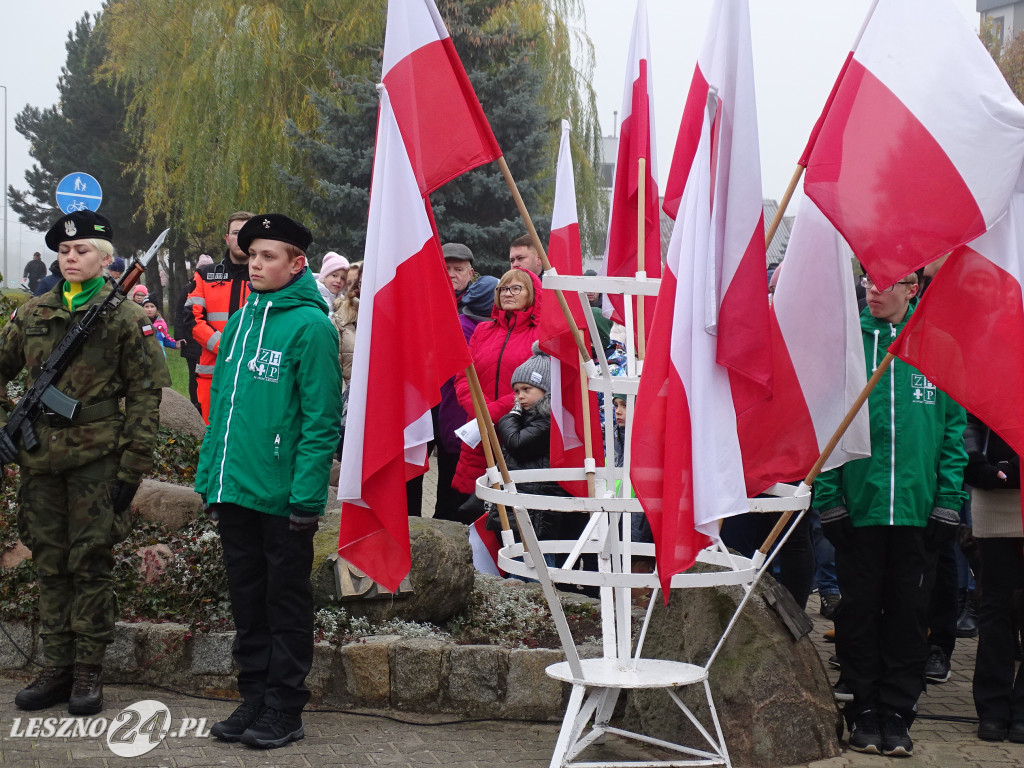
[0, 0, 984, 268]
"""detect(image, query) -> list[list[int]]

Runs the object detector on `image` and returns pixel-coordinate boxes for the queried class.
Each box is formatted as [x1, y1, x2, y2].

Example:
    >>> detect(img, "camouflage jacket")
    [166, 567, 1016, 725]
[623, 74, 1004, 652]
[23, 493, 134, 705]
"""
[0, 280, 171, 482]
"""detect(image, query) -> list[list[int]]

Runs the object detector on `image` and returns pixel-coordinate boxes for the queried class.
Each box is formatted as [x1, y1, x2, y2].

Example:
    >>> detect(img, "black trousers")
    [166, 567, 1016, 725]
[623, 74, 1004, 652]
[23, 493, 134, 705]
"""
[720, 511, 814, 609]
[433, 443, 472, 523]
[217, 505, 315, 714]
[927, 536, 959, 659]
[835, 525, 937, 725]
[973, 537, 1024, 724]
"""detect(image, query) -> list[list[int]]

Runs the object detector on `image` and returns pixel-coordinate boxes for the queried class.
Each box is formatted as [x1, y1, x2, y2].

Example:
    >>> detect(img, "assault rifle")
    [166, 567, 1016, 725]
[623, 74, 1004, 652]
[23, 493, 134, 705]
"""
[1, 229, 169, 457]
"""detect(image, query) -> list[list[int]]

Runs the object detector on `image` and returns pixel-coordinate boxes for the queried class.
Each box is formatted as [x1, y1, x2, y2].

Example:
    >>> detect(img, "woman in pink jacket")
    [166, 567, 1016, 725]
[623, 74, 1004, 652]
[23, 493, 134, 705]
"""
[453, 268, 543, 495]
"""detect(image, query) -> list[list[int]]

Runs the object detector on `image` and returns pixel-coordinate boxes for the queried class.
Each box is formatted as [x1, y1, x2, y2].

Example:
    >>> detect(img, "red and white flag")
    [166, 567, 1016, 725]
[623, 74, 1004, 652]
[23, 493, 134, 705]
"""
[661, 0, 770, 414]
[539, 120, 604, 496]
[469, 512, 503, 577]
[632, 92, 748, 596]
[737, 199, 871, 492]
[803, 0, 1024, 290]
[338, 86, 471, 593]
[892, 177, 1024, 466]
[600, 0, 660, 337]
[382, 0, 502, 196]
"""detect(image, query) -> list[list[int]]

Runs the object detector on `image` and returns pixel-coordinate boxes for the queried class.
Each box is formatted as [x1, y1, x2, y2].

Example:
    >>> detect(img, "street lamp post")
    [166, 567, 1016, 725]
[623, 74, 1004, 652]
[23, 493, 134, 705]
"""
[1, 84, 7, 291]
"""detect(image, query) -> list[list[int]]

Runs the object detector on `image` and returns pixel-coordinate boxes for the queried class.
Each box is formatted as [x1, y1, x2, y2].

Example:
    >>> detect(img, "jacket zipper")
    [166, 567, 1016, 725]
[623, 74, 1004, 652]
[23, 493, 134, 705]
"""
[889, 323, 897, 525]
[215, 295, 260, 501]
[493, 315, 516, 400]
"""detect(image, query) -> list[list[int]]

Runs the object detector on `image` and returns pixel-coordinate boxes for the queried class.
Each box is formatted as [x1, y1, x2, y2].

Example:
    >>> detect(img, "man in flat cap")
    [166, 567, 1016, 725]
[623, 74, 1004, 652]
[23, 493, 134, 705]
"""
[196, 213, 343, 750]
[2, 209, 169, 716]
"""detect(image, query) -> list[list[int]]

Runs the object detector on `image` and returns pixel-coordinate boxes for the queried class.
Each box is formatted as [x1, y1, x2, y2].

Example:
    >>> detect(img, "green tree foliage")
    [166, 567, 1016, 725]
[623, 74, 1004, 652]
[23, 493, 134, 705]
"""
[7, 11, 155, 257]
[101, 0, 602, 260]
[282, 8, 553, 277]
[982, 21, 1024, 103]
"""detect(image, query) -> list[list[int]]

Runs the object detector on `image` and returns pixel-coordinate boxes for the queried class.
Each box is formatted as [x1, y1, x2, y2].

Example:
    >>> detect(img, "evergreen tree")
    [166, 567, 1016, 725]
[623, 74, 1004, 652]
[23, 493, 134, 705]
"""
[282, 1, 555, 276]
[7, 11, 154, 258]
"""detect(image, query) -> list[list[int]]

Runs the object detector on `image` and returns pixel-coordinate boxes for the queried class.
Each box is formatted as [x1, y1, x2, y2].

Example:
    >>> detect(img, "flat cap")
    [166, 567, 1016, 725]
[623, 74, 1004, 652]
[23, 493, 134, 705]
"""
[442, 242, 474, 263]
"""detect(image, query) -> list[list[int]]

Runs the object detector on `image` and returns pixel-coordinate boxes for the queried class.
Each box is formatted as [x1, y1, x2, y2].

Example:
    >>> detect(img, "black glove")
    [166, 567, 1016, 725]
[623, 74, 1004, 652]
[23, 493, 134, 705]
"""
[289, 510, 319, 533]
[110, 480, 140, 514]
[964, 452, 1009, 489]
[820, 506, 854, 551]
[924, 506, 960, 550]
[0, 429, 17, 465]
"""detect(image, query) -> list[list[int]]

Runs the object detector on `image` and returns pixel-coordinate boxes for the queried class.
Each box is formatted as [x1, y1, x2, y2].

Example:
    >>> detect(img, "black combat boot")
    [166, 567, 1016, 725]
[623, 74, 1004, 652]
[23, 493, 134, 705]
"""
[14, 665, 73, 710]
[68, 663, 103, 715]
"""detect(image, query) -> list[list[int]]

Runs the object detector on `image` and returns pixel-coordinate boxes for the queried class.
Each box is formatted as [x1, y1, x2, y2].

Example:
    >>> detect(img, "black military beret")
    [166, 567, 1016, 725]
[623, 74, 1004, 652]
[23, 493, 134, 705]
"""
[45, 210, 114, 252]
[237, 213, 313, 254]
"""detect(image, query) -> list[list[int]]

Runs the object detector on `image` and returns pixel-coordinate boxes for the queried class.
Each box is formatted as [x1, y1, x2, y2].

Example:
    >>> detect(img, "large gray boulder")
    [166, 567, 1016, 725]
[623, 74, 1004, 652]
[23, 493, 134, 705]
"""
[623, 573, 841, 767]
[312, 516, 474, 624]
[134, 479, 203, 532]
[159, 386, 205, 439]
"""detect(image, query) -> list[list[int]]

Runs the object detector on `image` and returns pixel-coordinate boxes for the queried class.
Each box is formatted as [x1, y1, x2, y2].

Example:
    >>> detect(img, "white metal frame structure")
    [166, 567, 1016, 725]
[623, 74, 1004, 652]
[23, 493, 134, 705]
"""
[473, 270, 812, 768]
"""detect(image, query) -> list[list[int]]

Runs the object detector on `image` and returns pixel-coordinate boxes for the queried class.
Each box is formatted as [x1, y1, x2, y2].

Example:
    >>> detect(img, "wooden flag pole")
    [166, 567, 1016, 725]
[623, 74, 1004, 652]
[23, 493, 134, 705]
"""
[465, 363, 512, 532]
[765, 165, 805, 250]
[755, 352, 895, 557]
[496, 157, 592, 365]
[636, 157, 647, 361]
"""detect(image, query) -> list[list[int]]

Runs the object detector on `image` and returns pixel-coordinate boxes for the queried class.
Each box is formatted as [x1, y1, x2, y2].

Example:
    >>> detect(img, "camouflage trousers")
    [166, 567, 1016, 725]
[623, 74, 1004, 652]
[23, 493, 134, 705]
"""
[17, 453, 129, 666]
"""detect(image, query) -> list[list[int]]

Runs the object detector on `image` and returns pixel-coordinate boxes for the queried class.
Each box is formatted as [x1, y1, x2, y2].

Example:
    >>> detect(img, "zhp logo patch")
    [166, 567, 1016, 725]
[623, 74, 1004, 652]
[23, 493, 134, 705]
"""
[910, 374, 936, 405]
[252, 348, 282, 383]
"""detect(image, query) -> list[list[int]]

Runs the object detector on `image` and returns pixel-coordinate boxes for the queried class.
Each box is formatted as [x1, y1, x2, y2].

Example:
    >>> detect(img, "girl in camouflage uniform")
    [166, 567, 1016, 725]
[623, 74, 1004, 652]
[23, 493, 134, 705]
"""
[0, 210, 170, 715]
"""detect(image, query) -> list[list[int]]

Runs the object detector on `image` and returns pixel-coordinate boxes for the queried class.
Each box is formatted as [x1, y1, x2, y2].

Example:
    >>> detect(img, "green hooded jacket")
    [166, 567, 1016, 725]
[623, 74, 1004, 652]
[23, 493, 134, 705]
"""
[814, 302, 968, 527]
[195, 268, 343, 518]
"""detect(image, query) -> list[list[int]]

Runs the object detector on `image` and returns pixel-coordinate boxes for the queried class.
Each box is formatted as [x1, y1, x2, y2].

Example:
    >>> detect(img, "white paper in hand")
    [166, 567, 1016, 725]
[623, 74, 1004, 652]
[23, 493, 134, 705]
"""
[455, 419, 482, 448]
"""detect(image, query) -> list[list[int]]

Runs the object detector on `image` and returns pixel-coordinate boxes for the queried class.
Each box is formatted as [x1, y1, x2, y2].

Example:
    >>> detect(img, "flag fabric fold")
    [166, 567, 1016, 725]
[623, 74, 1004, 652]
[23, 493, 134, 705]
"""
[631, 89, 748, 596]
[891, 180, 1024, 465]
[599, 0, 661, 338]
[539, 120, 604, 496]
[737, 199, 871, 493]
[382, 0, 502, 196]
[338, 86, 471, 593]
[661, 0, 771, 415]
[803, 0, 1024, 290]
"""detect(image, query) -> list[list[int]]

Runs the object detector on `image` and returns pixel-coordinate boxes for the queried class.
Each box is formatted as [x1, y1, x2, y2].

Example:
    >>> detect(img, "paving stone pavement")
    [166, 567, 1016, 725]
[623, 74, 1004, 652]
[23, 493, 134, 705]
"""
[2, 551, 1022, 766]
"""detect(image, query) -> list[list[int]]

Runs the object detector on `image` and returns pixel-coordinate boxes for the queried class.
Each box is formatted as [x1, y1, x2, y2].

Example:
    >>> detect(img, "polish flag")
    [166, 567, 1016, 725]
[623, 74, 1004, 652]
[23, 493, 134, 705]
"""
[661, 0, 770, 413]
[382, 0, 502, 196]
[338, 86, 472, 593]
[892, 178, 1024, 467]
[538, 120, 604, 497]
[469, 512, 503, 577]
[737, 199, 871, 493]
[600, 0, 661, 336]
[803, 0, 1024, 290]
[631, 93, 748, 595]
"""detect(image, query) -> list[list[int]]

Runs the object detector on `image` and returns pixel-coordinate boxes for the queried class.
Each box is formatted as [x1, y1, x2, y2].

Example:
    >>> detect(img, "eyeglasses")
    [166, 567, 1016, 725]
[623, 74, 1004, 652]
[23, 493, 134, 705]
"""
[499, 284, 524, 296]
[860, 276, 916, 292]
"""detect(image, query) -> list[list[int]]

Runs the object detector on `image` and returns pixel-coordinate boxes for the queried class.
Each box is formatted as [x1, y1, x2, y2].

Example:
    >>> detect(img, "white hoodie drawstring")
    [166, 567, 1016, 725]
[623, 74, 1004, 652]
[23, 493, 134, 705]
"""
[225, 300, 251, 363]
[247, 300, 273, 371]
[872, 329, 880, 372]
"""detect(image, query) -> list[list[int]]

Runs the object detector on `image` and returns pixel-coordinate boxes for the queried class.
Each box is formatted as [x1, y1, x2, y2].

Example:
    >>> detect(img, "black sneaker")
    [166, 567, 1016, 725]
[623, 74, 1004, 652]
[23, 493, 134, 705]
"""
[240, 707, 304, 749]
[977, 719, 1008, 741]
[14, 665, 73, 711]
[819, 593, 841, 620]
[211, 701, 263, 742]
[828, 654, 841, 669]
[880, 711, 913, 757]
[833, 681, 853, 702]
[924, 645, 950, 684]
[848, 709, 881, 754]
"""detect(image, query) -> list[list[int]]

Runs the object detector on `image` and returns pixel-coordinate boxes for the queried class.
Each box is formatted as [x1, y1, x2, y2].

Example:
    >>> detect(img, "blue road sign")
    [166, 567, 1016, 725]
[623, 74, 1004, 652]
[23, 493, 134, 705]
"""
[55, 172, 103, 214]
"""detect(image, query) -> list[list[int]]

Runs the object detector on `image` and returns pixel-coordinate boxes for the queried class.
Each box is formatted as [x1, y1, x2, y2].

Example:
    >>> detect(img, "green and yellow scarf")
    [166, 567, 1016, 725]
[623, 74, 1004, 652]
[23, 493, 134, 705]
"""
[62, 276, 106, 312]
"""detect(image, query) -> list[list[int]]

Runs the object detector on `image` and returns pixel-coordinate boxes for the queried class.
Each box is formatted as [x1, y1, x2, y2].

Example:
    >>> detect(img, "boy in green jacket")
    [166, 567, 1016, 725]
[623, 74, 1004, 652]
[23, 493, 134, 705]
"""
[817, 270, 968, 758]
[195, 214, 343, 749]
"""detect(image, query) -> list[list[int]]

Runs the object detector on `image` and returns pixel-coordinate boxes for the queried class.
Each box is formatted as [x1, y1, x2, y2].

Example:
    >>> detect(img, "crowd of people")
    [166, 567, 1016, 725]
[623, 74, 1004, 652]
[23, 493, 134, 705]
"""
[3, 207, 1022, 758]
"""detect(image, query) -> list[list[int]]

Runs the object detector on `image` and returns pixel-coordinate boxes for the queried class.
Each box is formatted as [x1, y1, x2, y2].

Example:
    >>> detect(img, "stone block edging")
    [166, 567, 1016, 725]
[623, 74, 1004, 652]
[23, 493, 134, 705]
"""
[0, 620, 568, 720]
